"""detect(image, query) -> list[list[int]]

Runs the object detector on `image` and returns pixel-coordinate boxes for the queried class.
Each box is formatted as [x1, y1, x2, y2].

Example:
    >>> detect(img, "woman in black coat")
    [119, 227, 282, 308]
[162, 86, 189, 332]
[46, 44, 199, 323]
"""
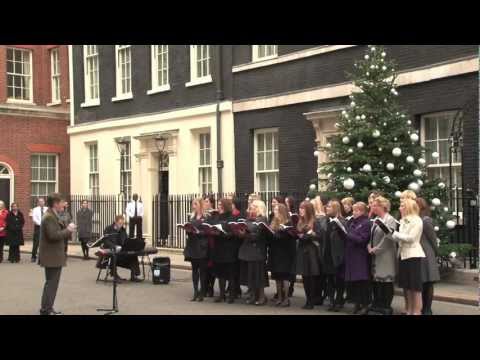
[6, 203, 25, 263]
[238, 200, 270, 306]
[285, 196, 298, 297]
[323, 200, 347, 312]
[203, 194, 217, 297]
[183, 198, 209, 302]
[211, 198, 238, 303]
[268, 203, 296, 306]
[295, 201, 324, 309]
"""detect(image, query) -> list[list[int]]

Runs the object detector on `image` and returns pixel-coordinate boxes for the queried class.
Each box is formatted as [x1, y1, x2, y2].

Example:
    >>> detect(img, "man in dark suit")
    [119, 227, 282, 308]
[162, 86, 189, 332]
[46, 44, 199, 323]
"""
[38, 193, 76, 315]
[101, 215, 142, 282]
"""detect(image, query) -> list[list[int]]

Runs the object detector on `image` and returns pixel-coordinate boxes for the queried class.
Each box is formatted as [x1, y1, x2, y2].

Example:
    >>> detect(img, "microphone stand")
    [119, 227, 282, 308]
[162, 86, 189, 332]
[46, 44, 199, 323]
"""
[97, 246, 119, 315]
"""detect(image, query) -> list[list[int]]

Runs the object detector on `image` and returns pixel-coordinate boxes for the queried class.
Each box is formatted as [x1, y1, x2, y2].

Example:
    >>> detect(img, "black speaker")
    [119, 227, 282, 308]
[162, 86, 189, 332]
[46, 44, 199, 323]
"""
[152, 257, 170, 284]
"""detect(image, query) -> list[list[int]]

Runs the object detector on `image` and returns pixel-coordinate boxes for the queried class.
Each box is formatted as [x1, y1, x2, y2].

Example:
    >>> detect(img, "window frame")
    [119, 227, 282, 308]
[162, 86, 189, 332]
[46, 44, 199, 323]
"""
[186, 45, 212, 87]
[112, 45, 133, 102]
[254, 128, 279, 194]
[120, 141, 132, 200]
[148, 45, 170, 94]
[252, 45, 278, 62]
[6, 47, 33, 104]
[81, 45, 100, 107]
[88, 143, 99, 196]
[420, 110, 463, 216]
[49, 47, 61, 105]
[30, 153, 58, 206]
[198, 132, 213, 194]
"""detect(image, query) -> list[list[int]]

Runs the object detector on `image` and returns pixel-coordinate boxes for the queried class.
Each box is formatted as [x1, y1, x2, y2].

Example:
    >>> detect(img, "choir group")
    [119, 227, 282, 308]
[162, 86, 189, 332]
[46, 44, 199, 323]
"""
[180, 190, 440, 315]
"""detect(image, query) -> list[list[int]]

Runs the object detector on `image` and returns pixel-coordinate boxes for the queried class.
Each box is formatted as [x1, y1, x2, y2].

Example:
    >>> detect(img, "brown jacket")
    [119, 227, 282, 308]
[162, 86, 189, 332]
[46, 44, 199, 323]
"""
[38, 208, 71, 268]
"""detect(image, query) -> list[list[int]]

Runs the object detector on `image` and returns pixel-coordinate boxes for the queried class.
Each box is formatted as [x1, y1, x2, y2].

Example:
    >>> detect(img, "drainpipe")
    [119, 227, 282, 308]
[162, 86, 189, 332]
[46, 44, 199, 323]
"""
[215, 45, 224, 194]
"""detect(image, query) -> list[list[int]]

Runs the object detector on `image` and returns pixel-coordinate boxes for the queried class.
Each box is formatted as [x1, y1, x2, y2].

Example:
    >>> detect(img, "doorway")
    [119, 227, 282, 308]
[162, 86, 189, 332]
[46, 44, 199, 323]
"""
[158, 153, 169, 243]
[0, 164, 13, 207]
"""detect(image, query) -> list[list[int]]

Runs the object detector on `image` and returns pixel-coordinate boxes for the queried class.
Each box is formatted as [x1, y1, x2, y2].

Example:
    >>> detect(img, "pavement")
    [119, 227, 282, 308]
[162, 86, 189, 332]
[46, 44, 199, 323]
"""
[0, 241, 475, 315]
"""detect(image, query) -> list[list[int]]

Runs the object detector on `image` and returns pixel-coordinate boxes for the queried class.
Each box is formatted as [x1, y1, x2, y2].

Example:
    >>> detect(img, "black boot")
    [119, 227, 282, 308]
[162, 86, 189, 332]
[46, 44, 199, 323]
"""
[190, 289, 199, 302]
[215, 279, 226, 303]
[288, 282, 295, 297]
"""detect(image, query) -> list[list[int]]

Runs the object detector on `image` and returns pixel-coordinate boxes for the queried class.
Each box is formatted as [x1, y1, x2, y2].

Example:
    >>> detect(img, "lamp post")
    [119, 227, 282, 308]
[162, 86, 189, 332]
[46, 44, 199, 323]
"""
[116, 138, 129, 196]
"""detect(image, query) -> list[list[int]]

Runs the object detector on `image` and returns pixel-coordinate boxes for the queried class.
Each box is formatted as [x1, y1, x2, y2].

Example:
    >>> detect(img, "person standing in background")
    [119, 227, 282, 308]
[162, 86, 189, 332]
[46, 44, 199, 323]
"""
[6, 203, 24, 263]
[416, 198, 440, 315]
[39, 193, 76, 315]
[77, 200, 93, 260]
[31, 198, 46, 262]
[126, 194, 144, 240]
[58, 200, 73, 252]
[0, 200, 9, 263]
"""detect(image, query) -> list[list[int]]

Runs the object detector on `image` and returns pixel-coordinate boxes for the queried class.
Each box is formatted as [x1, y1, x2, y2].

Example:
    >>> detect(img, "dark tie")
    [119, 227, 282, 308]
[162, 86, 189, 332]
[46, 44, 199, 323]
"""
[41, 207, 44, 216]
[134, 201, 137, 217]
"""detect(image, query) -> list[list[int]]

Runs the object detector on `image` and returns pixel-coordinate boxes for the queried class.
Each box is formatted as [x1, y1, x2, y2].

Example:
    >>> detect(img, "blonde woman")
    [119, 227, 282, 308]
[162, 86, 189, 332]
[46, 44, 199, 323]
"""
[400, 190, 417, 201]
[311, 195, 326, 218]
[368, 191, 381, 218]
[183, 198, 208, 301]
[392, 198, 425, 315]
[238, 199, 270, 305]
[268, 204, 296, 306]
[341, 197, 355, 219]
[369, 196, 397, 315]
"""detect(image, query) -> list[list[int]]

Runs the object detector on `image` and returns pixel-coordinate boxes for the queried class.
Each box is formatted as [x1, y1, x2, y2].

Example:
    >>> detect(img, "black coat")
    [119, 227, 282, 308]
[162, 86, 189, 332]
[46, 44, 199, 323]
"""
[103, 223, 128, 247]
[267, 221, 296, 274]
[295, 218, 325, 276]
[183, 215, 208, 261]
[238, 216, 268, 262]
[321, 218, 346, 275]
[211, 212, 237, 263]
[6, 210, 24, 246]
[76, 208, 93, 239]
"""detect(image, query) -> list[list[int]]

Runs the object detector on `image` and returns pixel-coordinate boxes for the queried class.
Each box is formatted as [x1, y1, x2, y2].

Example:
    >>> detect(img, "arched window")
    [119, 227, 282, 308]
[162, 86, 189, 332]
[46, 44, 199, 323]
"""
[0, 165, 10, 175]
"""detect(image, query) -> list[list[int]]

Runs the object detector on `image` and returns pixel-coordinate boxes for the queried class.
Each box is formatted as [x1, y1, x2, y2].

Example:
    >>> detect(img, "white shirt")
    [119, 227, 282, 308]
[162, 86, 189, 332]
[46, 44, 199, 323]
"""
[32, 206, 46, 226]
[126, 200, 144, 218]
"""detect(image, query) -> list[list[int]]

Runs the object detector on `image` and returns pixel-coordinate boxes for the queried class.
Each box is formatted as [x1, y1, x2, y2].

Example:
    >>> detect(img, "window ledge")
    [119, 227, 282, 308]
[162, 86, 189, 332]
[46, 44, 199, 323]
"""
[185, 75, 213, 88]
[112, 93, 133, 102]
[80, 99, 100, 108]
[6, 98, 35, 105]
[46, 101, 62, 107]
[147, 84, 171, 95]
[252, 54, 278, 62]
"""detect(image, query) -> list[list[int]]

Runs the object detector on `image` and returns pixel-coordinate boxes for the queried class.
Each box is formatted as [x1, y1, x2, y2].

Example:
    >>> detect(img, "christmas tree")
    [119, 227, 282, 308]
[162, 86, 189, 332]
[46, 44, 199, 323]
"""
[308, 45, 471, 259]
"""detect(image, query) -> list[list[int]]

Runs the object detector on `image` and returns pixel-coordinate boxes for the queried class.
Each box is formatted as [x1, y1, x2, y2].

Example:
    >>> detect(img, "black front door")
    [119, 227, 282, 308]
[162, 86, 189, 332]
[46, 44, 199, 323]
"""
[0, 179, 10, 207]
[159, 170, 169, 243]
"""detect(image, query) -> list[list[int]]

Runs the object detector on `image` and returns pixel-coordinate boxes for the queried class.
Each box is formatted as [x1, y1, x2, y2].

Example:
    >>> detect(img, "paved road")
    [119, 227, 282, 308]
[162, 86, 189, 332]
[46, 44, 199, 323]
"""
[0, 258, 477, 315]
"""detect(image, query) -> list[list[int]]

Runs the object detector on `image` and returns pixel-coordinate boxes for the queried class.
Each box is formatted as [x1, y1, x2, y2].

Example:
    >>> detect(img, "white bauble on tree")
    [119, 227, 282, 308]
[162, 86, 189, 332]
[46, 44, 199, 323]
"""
[378, 147, 383, 152]
[326, 143, 331, 148]
[383, 176, 391, 184]
[342, 136, 350, 144]
[431, 198, 441, 206]
[395, 191, 402, 198]
[413, 169, 422, 177]
[408, 182, 420, 192]
[362, 164, 372, 172]
[372, 130, 380, 138]
[357, 142, 364, 149]
[371, 181, 377, 187]
[446, 220, 456, 230]
[386, 163, 395, 171]
[346, 167, 352, 173]
[418, 158, 426, 166]
[410, 133, 419, 142]
[348, 148, 354, 154]
[392, 147, 402, 157]
[434, 226, 439, 232]
[350, 101, 356, 108]
[431, 152, 439, 159]
[309, 184, 316, 191]
[406, 156, 414, 163]
[438, 182, 446, 189]
[314, 150, 320, 157]
[343, 178, 355, 190]
[417, 179, 423, 186]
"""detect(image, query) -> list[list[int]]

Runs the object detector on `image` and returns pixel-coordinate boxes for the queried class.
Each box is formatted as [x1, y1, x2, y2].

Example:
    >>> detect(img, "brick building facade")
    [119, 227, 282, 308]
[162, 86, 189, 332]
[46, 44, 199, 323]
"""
[0, 45, 70, 239]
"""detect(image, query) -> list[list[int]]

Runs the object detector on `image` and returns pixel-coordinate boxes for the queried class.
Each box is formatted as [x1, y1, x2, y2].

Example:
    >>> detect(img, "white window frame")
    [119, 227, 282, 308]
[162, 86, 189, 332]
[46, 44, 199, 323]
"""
[120, 141, 132, 200]
[30, 154, 58, 205]
[112, 45, 133, 102]
[421, 110, 463, 216]
[81, 45, 100, 107]
[186, 45, 212, 87]
[252, 45, 278, 62]
[148, 45, 170, 94]
[6, 47, 33, 104]
[48, 48, 61, 106]
[88, 143, 99, 196]
[198, 133, 213, 194]
[254, 128, 279, 193]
